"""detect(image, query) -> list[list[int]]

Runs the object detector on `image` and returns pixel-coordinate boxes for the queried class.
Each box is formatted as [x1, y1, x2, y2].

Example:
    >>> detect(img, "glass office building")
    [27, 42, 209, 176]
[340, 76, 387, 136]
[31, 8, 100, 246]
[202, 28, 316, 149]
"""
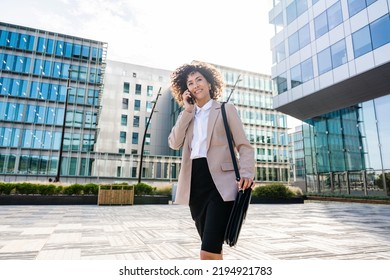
[197, 63, 290, 183]
[269, 0, 390, 195]
[0, 22, 107, 181]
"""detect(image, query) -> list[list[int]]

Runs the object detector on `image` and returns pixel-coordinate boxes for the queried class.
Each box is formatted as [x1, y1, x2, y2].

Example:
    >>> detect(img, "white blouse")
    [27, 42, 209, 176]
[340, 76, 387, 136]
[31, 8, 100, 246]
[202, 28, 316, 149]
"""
[190, 99, 213, 159]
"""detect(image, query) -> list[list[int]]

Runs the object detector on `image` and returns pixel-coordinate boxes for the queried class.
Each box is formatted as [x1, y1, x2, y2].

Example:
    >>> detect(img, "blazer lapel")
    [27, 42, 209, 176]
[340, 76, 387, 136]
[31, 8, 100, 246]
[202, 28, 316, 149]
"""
[206, 100, 221, 151]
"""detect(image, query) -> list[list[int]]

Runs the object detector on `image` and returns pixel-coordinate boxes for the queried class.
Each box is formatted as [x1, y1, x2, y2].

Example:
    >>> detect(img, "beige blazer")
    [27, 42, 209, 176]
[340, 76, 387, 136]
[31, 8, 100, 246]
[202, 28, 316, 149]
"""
[168, 100, 255, 205]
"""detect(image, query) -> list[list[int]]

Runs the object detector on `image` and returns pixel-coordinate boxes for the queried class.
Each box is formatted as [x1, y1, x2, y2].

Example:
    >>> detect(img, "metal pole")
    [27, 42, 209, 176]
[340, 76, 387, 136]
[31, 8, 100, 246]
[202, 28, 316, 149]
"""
[226, 74, 242, 102]
[137, 87, 162, 184]
[54, 68, 72, 182]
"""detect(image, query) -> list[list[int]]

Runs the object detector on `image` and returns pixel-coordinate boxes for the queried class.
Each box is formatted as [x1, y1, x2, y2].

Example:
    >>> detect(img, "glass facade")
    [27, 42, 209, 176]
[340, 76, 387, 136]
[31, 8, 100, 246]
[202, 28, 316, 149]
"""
[270, 1, 390, 196]
[0, 22, 107, 178]
[271, 1, 389, 98]
[302, 94, 390, 196]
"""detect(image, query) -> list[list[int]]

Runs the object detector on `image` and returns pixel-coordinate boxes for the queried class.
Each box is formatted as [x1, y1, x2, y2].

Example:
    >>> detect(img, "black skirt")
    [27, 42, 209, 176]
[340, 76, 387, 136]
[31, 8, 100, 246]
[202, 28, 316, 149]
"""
[189, 158, 234, 254]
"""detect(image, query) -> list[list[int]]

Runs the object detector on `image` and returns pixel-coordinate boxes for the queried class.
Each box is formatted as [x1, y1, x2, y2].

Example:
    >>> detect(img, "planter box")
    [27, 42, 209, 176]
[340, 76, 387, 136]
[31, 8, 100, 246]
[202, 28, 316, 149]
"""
[98, 185, 134, 205]
[0, 195, 97, 205]
[134, 195, 170, 205]
[250, 196, 304, 204]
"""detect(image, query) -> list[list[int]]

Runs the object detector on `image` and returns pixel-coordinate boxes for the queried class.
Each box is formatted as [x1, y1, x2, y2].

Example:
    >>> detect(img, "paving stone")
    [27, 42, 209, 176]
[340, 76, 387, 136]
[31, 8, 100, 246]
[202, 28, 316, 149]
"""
[0, 201, 389, 260]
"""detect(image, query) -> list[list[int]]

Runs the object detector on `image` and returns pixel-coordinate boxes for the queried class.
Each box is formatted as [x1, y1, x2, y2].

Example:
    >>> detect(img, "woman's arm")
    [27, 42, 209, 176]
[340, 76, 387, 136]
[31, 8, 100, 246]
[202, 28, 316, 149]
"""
[168, 110, 195, 150]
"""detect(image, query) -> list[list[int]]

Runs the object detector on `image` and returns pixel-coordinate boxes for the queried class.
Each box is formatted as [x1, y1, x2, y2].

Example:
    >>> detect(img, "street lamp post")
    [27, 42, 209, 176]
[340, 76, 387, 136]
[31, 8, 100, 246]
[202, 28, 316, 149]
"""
[137, 87, 162, 184]
[54, 68, 73, 182]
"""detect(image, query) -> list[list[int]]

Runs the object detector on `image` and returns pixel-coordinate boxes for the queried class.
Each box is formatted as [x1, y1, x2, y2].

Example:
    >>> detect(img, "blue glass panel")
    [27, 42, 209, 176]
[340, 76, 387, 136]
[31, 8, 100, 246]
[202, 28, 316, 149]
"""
[301, 58, 313, 82]
[296, 0, 308, 17]
[33, 59, 43, 75]
[318, 47, 332, 74]
[81, 45, 90, 59]
[287, 1, 297, 24]
[55, 41, 64, 56]
[352, 25, 372, 57]
[299, 24, 310, 48]
[64, 43, 72, 57]
[314, 11, 328, 38]
[291, 64, 301, 88]
[370, 14, 390, 50]
[331, 39, 347, 68]
[348, 0, 366, 17]
[46, 39, 54, 54]
[22, 129, 33, 148]
[288, 32, 299, 55]
[72, 44, 81, 58]
[328, 1, 343, 30]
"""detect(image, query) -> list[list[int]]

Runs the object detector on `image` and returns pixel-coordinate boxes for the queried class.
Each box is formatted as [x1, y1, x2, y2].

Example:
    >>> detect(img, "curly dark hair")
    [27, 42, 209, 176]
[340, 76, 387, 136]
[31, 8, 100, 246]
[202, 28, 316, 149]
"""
[170, 61, 224, 105]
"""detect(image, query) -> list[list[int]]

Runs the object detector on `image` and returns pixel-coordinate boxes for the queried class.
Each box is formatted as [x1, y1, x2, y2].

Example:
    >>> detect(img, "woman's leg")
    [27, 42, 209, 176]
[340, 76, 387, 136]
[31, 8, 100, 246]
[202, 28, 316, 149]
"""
[199, 198, 234, 260]
[200, 250, 223, 260]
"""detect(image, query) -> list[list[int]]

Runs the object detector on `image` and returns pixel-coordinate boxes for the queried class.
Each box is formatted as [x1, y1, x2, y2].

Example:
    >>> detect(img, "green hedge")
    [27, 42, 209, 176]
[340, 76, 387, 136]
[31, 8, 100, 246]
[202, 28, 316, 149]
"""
[0, 182, 99, 196]
[252, 183, 296, 199]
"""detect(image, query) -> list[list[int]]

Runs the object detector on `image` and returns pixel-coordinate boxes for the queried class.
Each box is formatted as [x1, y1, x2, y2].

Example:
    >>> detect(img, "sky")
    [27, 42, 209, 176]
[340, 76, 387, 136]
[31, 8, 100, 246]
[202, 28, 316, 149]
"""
[2, 0, 275, 74]
[2, 0, 302, 129]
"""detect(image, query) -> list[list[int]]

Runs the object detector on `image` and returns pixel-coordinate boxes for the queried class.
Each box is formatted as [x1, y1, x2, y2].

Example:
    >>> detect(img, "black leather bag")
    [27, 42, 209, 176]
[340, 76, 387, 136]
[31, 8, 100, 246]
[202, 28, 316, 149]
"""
[221, 102, 253, 247]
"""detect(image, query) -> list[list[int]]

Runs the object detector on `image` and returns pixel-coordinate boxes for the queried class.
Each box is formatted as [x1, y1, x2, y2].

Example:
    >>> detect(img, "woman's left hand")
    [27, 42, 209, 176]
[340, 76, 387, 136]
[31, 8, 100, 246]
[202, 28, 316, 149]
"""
[237, 177, 254, 190]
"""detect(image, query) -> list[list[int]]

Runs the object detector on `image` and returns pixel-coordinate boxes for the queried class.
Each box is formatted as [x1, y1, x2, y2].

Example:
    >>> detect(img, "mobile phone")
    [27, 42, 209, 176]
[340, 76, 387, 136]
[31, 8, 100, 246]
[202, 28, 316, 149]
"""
[185, 90, 194, 104]
[187, 95, 194, 104]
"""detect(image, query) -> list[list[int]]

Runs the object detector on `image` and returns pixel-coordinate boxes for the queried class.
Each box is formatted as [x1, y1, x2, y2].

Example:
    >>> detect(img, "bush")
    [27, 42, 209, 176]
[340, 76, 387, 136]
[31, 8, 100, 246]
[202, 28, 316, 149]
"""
[63, 184, 84, 195]
[0, 182, 15, 195]
[15, 183, 38, 195]
[38, 184, 57, 195]
[154, 186, 172, 196]
[83, 183, 99, 195]
[252, 183, 295, 199]
[133, 182, 155, 195]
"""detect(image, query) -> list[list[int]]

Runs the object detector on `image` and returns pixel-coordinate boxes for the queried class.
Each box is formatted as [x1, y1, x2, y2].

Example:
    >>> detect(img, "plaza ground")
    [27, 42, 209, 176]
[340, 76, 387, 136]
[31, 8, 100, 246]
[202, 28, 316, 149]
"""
[0, 201, 389, 260]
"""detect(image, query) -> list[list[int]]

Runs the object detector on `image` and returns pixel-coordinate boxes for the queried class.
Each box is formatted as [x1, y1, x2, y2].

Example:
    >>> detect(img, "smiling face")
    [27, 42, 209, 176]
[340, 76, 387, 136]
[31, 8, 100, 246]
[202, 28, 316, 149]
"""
[186, 71, 211, 106]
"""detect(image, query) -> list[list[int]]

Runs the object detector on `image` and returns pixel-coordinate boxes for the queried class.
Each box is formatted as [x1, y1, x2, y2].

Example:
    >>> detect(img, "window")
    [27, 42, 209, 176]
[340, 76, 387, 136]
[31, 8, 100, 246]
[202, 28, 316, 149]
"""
[133, 72, 137, 78]
[273, 42, 285, 64]
[133, 116, 140, 127]
[147, 85, 153, 96]
[288, 32, 299, 55]
[135, 84, 141, 95]
[301, 58, 314, 83]
[134, 100, 141, 111]
[290, 58, 314, 89]
[318, 48, 332, 74]
[331, 40, 347, 68]
[121, 114, 128, 126]
[318, 39, 347, 74]
[120, 131, 126, 143]
[370, 14, 390, 50]
[288, 24, 310, 55]
[327, 1, 343, 31]
[119, 148, 125, 154]
[145, 133, 151, 145]
[314, 1, 343, 39]
[291, 64, 301, 88]
[122, 98, 128, 109]
[352, 26, 372, 57]
[274, 73, 287, 94]
[314, 11, 328, 38]
[348, 0, 377, 17]
[146, 101, 152, 112]
[132, 132, 139, 144]
[123, 82, 130, 93]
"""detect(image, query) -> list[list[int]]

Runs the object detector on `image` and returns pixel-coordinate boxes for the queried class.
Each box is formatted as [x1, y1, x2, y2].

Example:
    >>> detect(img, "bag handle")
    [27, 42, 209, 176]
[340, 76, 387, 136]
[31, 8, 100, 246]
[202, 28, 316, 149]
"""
[221, 102, 240, 182]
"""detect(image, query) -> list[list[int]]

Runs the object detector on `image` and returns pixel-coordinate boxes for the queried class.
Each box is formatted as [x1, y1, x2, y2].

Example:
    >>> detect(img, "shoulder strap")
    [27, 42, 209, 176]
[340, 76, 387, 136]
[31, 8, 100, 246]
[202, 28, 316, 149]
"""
[221, 102, 240, 181]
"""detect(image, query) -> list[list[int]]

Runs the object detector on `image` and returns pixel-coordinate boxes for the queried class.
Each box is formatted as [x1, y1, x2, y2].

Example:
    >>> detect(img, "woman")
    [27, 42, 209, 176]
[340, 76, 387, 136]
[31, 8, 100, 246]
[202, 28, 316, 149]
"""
[168, 61, 255, 260]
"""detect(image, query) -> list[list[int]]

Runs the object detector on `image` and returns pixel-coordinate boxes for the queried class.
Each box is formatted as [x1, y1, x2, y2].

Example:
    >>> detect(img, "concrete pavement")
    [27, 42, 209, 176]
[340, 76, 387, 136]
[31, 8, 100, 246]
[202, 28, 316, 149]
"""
[0, 201, 390, 260]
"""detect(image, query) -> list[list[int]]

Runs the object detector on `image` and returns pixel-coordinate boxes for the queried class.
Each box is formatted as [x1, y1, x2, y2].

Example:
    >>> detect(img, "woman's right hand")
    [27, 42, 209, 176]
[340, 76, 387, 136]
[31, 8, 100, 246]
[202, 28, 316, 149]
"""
[183, 90, 195, 112]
